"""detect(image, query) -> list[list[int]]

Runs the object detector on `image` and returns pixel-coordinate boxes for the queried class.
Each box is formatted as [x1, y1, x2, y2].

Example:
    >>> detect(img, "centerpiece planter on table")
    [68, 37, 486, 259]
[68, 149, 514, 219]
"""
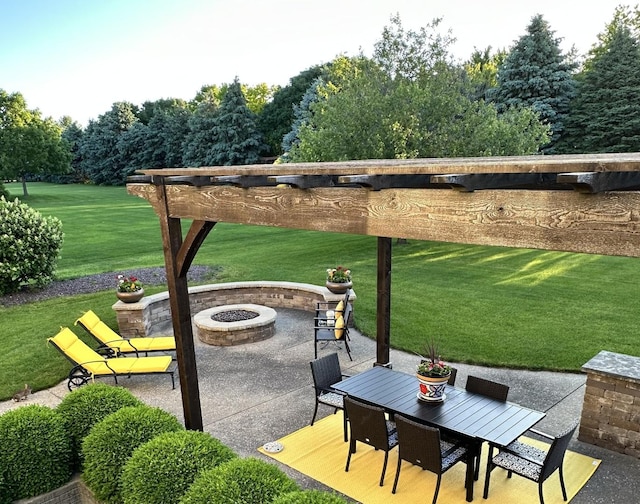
[416, 339, 452, 403]
[325, 265, 352, 294]
[116, 274, 144, 303]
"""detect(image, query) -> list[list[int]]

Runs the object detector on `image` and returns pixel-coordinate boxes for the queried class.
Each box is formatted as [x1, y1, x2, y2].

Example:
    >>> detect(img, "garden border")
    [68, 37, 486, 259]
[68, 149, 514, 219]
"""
[112, 281, 356, 338]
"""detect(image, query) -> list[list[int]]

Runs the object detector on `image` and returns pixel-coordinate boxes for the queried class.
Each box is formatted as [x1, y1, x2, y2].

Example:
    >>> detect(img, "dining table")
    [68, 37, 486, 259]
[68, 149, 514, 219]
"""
[331, 365, 546, 502]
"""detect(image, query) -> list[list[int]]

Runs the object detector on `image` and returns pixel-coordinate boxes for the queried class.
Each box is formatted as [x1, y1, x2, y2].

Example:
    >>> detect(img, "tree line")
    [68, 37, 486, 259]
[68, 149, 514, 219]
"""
[1, 6, 640, 196]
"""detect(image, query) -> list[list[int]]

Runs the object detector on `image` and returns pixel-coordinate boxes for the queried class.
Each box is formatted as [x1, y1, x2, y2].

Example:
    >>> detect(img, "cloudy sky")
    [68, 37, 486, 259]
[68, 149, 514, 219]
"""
[1, 0, 627, 125]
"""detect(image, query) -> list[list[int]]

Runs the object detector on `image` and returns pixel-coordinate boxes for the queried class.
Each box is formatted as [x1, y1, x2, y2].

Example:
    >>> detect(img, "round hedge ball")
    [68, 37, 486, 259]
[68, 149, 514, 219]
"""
[0, 405, 72, 501]
[180, 457, 298, 504]
[272, 489, 348, 503]
[56, 382, 142, 469]
[81, 405, 183, 504]
[121, 430, 237, 504]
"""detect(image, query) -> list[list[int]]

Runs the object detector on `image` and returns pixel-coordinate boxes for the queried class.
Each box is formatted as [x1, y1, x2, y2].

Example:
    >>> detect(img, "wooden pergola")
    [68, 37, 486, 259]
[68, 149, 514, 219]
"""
[127, 153, 640, 430]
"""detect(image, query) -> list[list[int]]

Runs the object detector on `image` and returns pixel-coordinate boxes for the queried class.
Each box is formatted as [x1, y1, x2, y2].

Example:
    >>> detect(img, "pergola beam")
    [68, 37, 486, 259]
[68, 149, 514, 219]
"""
[127, 154, 640, 430]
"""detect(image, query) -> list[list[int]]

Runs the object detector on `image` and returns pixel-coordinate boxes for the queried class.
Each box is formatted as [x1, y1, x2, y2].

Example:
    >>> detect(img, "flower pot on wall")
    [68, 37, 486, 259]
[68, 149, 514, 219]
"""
[416, 373, 450, 402]
[325, 281, 352, 294]
[116, 288, 144, 303]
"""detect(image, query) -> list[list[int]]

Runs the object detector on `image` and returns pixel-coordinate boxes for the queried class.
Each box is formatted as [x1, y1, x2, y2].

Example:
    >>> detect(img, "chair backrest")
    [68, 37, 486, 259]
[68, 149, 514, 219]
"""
[541, 422, 579, 481]
[48, 327, 112, 375]
[75, 310, 123, 345]
[465, 375, 509, 401]
[310, 353, 343, 393]
[344, 396, 392, 451]
[395, 414, 442, 473]
[447, 367, 458, 386]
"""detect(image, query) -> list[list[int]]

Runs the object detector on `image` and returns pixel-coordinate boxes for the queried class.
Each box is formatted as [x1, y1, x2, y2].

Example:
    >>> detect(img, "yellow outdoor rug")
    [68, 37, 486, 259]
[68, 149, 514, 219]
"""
[258, 414, 600, 504]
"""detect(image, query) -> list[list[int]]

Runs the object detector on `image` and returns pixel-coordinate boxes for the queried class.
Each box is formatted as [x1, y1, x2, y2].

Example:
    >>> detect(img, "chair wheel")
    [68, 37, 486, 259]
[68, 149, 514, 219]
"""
[68, 368, 90, 390]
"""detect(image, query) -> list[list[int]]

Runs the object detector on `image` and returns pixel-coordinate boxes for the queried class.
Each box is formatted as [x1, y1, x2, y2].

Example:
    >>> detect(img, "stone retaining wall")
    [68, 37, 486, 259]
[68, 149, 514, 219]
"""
[16, 477, 98, 504]
[580, 350, 640, 458]
[112, 281, 355, 338]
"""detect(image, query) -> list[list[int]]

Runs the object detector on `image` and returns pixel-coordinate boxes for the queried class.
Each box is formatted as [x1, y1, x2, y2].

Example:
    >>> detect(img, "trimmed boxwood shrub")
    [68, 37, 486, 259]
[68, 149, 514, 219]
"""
[0, 196, 64, 295]
[121, 430, 237, 504]
[180, 457, 298, 504]
[56, 383, 143, 470]
[272, 490, 348, 503]
[81, 405, 183, 504]
[0, 405, 72, 502]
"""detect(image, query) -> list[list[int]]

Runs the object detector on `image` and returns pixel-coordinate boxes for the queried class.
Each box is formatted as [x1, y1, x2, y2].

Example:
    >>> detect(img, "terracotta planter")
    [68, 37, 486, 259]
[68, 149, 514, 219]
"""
[116, 288, 144, 303]
[325, 281, 352, 294]
[416, 373, 450, 402]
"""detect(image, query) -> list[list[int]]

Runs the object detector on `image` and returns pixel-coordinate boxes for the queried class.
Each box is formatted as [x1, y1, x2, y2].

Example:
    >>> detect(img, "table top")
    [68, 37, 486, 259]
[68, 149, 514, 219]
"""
[332, 365, 545, 447]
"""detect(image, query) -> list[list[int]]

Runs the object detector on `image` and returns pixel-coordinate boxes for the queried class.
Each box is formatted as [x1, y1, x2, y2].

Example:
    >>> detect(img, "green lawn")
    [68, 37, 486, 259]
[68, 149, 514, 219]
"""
[2, 182, 640, 400]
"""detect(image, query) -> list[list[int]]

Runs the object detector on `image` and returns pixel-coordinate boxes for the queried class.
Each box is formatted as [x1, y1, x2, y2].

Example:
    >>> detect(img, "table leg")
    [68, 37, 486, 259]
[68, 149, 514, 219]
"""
[465, 445, 476, 501]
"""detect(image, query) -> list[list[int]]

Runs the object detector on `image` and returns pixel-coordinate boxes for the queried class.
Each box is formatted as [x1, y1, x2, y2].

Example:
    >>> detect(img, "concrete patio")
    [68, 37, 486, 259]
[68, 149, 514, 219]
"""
[3, 307, 639, 503]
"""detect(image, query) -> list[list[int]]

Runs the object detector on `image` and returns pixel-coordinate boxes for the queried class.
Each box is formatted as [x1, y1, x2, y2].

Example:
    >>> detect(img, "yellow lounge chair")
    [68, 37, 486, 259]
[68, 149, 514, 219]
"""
[48, 327, 176, 390]
[75, 310, 176, 357]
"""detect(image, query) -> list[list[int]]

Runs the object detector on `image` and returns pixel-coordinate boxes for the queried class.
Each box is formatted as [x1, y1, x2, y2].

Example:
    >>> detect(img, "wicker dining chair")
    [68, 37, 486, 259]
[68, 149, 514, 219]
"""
[447, 367, 458, 386]
[392, 415, 469, 504]
[483, 422, 579, 504]
[464, 375, 510, 480]
[310, 352, 350, 441]
[465, 375, 509, 401]
[344, 396, 398, 486]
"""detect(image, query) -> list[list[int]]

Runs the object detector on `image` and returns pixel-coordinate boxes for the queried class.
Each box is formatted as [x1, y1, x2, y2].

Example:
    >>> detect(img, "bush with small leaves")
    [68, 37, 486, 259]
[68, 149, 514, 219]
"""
[180, 457, 298, 504]
[0, 405, 72, 502]
[56, 383, 143, 470]
[121, 430, 237, 504]
[272, 490, 349, 504]
[81, 405, 183, 504]
[0, 196, 64, 295]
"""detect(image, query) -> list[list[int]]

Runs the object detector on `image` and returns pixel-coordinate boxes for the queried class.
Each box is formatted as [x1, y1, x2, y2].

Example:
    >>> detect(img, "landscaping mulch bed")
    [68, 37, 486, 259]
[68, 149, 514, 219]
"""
[0, 265, 219, 307]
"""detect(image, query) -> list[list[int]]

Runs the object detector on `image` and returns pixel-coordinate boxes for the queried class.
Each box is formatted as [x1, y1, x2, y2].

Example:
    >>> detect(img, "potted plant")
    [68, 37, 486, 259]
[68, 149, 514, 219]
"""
[116, 274, 144, 303]
[325, 266, 352, 294]
[416, 339, 452, 402]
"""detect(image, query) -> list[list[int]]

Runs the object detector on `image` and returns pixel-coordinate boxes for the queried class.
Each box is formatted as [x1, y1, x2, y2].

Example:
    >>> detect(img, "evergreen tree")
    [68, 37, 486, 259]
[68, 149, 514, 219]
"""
[559, 25, 640, 153]
[181, 102, 218, 167]
[59, 117, 85, 182]
[79, 102, 139, 185]
[488, 15, 576, 152]
[207, 78, 265, 166]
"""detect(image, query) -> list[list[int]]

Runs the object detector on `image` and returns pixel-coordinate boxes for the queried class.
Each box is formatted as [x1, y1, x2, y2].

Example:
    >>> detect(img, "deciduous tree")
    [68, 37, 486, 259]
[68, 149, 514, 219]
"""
[0, 90, 71, 196]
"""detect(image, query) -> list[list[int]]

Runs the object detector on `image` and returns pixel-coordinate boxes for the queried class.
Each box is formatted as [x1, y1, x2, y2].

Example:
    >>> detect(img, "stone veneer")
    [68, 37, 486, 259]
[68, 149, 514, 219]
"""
[580, 350, 640, 458]
[112, 281, 355, 338]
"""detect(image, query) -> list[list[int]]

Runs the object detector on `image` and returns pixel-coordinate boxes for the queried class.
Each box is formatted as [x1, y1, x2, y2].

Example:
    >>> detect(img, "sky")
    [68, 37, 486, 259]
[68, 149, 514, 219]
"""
[0, 0, 630, 126]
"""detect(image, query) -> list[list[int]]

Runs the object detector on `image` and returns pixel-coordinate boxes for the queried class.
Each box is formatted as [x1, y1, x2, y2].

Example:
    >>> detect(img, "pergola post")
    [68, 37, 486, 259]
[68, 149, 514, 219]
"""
[157, 185, 204, 431]
[376, 236, 392, 366]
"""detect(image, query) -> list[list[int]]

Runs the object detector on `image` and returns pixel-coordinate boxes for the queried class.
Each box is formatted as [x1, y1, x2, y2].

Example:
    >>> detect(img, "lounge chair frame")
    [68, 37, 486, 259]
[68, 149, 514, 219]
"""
[48, 328, 177, 391]
[75, 310, 176, 358]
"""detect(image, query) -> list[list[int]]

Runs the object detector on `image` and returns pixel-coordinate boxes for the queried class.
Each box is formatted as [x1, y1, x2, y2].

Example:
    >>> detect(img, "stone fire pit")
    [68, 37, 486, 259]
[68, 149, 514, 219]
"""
[194, 304, 277, 346]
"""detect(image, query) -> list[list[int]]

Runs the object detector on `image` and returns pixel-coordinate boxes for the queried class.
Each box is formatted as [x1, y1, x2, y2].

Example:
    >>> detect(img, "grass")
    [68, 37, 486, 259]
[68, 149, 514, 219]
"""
[2, 181, 640, 400]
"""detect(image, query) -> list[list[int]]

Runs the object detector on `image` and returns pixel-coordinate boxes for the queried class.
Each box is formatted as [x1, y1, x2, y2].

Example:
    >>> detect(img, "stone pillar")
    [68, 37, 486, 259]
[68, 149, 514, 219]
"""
[580, 350, 640, 458]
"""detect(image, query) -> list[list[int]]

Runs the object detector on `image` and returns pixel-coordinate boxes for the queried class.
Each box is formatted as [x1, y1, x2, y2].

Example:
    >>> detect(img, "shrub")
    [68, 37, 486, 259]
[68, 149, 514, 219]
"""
[180, 457, 298, 504]
[121, 430, 237, 504]
[0, 405, 72, 502]
[272, 490, 348, 504]
[81, 405, 183, 504]
[56, 383, 143, 470]
[0, 196, 64, 295]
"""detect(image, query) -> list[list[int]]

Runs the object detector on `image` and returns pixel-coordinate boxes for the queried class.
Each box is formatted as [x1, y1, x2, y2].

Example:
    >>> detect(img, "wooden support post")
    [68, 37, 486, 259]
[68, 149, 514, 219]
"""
[376, 237, 392, 366]
[158, 186, 204, 431]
